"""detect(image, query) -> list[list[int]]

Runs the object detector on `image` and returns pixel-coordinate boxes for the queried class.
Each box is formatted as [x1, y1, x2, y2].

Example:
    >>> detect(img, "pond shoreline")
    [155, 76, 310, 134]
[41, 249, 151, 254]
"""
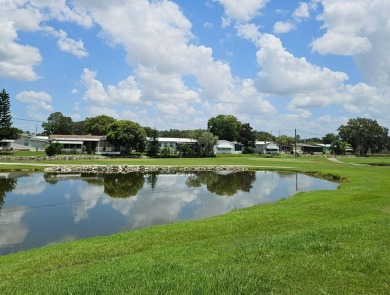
[43, 165, 248, 174]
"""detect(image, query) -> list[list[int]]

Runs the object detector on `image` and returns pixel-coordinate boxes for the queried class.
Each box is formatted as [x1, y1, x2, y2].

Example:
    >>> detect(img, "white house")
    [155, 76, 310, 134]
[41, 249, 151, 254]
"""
[49, 135, 120, 155]
[152, 137, 198, 154]
[0, 140, 14, 151]
[254, 141, 279, 154]
[14, 134, 48, 151]
[213, 140, 244, 154]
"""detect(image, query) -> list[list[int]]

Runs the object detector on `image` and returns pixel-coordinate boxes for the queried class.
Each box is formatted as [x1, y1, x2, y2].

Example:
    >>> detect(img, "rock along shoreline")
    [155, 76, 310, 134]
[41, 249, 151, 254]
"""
[44, 165, 248, 174]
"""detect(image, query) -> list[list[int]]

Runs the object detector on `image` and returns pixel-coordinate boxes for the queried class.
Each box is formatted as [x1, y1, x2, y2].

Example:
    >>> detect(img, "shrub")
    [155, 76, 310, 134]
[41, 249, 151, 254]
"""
[160, 147, 172, 157]
[45, 142, 63, 157]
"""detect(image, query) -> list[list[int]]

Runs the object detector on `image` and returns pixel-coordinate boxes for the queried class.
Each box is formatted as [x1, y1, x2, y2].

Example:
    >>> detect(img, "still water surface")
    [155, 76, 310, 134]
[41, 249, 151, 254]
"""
[0, 171, 338, 255]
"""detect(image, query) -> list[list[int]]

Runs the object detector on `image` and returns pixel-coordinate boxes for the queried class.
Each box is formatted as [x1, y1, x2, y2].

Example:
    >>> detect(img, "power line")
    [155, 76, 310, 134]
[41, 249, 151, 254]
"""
[296, 129, 325, 137]
[13, 117, 46, 123]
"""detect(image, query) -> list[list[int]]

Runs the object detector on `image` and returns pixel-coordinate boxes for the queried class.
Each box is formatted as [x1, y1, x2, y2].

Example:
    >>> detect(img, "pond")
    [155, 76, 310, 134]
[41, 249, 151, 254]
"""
[0, 171, 338, 255]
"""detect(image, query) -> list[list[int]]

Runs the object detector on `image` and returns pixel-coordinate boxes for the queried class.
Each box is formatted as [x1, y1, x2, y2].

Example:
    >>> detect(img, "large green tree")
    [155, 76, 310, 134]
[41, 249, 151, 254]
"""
[73, 121, 86, 135]
[254, 131, 275, 142]
[42, 112, 74, 135]
[275, 135, 295, 146]
[106, 120, 146, 154]
[84, 115, 116, 135]
[338, 117, 389, 156]
[197, 131, 218, 156]
[207, 115, 241, 141]
[147, 128, 160, 157]
[0, 89, 22, 141]
[322, 133, 339, 144]
[237, 123, 256, 147]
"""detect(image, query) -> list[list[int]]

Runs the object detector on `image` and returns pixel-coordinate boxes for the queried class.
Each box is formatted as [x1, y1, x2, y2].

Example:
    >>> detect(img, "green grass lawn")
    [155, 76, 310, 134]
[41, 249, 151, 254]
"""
[0, 155, 389, 294]
[0, 150, 46, 157]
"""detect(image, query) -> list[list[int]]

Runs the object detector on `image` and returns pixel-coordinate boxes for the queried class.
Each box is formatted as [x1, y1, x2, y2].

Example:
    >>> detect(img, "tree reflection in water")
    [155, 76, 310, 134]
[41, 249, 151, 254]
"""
[81, 172, 159, 197]
[42, 171, 257, 199]
[103, 173, 145, 198]
[0, 177, 17, 216]
[145, 172, 158, 191]
[185, 171, 257, 196]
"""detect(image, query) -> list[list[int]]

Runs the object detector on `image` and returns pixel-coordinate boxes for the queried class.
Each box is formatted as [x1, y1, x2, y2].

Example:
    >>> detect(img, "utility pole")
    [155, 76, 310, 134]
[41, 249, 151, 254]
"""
[295, 129, 297, 158]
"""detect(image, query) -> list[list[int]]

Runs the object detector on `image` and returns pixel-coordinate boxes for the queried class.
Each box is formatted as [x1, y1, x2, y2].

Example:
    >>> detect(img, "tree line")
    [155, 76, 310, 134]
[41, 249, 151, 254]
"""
[1, 89, 389, 156]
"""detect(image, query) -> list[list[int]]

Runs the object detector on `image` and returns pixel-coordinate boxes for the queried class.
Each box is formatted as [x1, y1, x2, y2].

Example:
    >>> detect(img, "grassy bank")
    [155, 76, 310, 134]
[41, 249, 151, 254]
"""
[0, 156, 389, 294]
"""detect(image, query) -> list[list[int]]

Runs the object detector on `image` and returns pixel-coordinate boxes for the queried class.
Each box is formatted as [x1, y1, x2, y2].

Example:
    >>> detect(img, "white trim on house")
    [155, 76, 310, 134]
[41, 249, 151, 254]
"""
[147, 137, 198, 154]
[213, 140, 243, 154]
[254, 141, 280, 154]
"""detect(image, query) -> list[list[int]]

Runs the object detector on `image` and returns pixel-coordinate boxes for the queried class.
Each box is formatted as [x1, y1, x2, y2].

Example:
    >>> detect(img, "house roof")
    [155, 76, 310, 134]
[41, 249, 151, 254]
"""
[147, 137, 197, 143]
[315, 144, 331, 148]
[49, 135, 103, 142]
[217, 143, 233, 149]
[266, 144, 279, 150]
[32, 136, 48, 142]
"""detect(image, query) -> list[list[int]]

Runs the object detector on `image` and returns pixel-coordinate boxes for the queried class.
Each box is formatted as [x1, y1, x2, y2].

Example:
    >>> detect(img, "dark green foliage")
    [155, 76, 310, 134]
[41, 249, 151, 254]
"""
[177, 143, 193, 157]
[45, 142, 63, 156]
[322, 133, 339, 144]
[73, 121, 86, 135]
[237, 123, 256, 147]
[207, 115, 241, 141]
[0, 177, 17, 216]
[158, 129, 205, 139]
[106, 120, 146, 154]
[243, 146, 254, 154]
[197, 131, 218, 156]
[0, 89, 22, 141]
[42, 112, 74, 135]
[160, 146, 172, 157]
[338, 117, 389, 156]
[254, 130, 275, 141]
[331, 139, 348, 155]
[302, 137, 322, 144]
[147, 128, 160, 157]
[275, 135, 295, 146]
[143, 126, 154, 137]
[84, 115, 116, 135]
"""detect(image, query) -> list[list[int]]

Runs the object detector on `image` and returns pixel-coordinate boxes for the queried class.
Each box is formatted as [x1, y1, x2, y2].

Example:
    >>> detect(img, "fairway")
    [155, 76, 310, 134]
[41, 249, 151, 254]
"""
[0, 155, 389, 294]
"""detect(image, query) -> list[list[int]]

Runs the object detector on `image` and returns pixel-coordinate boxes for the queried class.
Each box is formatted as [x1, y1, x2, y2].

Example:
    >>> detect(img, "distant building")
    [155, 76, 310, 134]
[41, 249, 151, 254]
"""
[0, 134, 49, 151]
[0, 140, 14, 151]
[14, 134, 48, 151]
[213, 140, 244, 154]
[48, 135, 120, 155]
[254, 141, 280, 154]
[152, 137, 198, 154]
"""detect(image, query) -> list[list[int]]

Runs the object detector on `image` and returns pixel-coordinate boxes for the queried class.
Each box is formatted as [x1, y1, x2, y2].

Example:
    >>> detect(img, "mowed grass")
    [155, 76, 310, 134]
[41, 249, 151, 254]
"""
[0, 155, 389, 294]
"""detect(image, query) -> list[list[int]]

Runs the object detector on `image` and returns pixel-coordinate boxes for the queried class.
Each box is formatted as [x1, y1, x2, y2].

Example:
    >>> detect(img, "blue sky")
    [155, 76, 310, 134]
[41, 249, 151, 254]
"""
[1, 0, 390, 139]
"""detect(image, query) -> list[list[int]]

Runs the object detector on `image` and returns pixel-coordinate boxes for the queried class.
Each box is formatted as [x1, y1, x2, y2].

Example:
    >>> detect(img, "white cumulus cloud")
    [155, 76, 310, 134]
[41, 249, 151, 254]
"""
[273, 21, 295, 34]
[47, 28, 88, 58]
[214, 0, 269, 23]
[0, 21, 42, 80]
[311, 0, 390, 86]
[293, 2, 310, 19]
[16, 91, 53, 119]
